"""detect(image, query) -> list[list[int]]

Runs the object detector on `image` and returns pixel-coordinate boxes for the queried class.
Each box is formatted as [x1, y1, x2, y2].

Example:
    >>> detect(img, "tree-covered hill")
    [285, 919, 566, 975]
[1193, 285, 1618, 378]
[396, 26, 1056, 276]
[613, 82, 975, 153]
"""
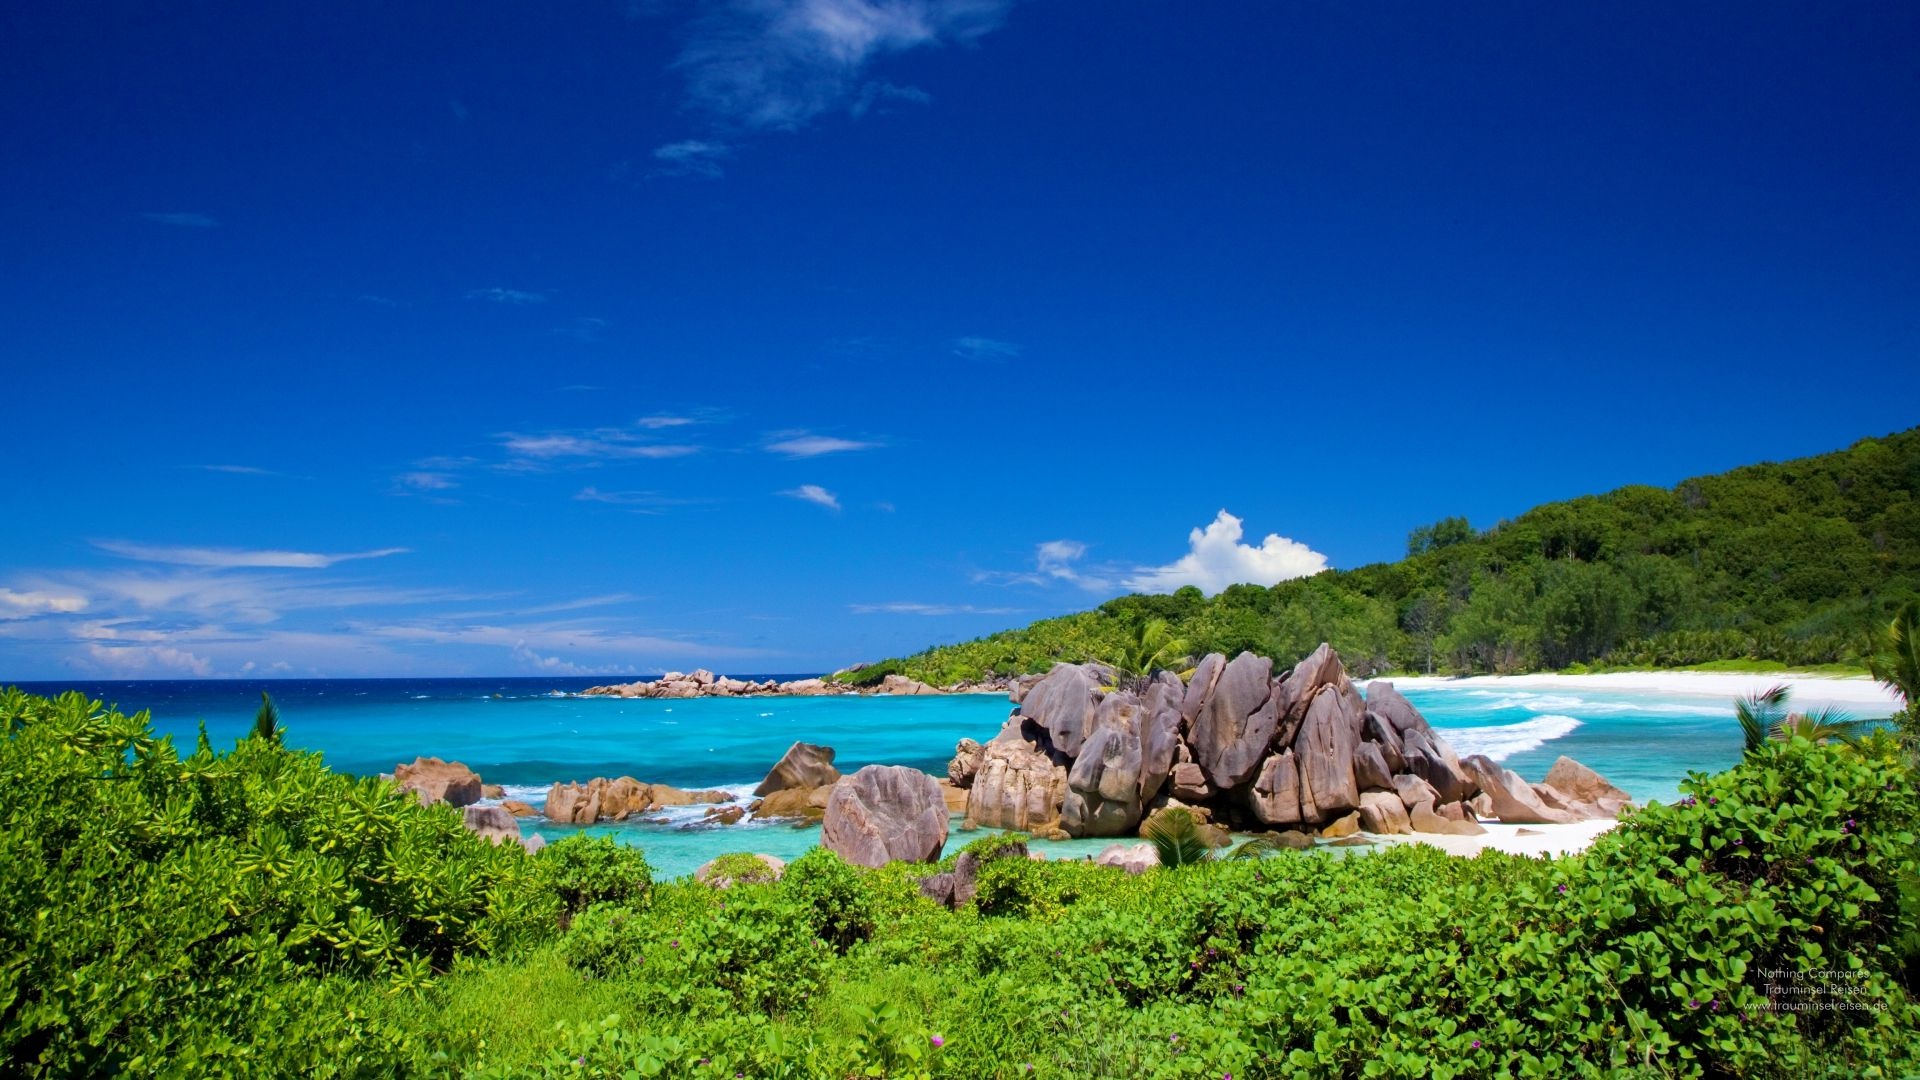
[849, 427, 1920, 685]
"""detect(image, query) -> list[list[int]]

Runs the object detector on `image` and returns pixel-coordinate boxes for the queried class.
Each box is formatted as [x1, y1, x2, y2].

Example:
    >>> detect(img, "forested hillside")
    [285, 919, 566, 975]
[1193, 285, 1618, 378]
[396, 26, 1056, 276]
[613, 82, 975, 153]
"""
[853, 427, 1920, 684]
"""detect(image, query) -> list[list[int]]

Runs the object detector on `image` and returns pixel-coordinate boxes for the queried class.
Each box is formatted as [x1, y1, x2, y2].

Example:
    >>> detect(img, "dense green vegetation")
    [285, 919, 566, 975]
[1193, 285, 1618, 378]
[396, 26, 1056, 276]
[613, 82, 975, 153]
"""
[5, 686, 1920, 1076]
[846, 428, 1920, 684]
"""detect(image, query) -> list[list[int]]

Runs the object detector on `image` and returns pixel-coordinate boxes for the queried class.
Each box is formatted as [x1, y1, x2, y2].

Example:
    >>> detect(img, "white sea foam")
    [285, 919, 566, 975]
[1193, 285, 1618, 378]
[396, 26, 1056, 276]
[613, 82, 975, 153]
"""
[1436, 714, 1582, 762]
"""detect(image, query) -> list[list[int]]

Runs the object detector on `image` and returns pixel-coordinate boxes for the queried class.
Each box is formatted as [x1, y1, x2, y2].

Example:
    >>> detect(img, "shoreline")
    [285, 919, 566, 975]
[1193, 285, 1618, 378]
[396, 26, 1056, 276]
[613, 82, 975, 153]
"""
[1384, 670, 1901, 712]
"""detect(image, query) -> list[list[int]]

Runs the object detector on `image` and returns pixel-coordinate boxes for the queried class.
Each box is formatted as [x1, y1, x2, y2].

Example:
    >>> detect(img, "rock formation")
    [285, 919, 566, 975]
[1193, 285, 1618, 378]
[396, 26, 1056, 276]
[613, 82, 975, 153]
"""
[461, 804, 543, 851]
[541, 776, 733, 824]
[393, 757, 484, 807]
[821, 765, 950, 867]
[755, 742, 841, 796]
[947, 644, 1630, 841]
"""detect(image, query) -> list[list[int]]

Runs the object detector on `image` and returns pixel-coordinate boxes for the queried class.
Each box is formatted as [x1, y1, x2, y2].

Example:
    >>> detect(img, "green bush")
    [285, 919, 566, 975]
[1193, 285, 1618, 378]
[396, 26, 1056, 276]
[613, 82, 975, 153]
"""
[779, 846, 876, 952]
[0, 688, 549, 1077]
[539, 833, 653, 926]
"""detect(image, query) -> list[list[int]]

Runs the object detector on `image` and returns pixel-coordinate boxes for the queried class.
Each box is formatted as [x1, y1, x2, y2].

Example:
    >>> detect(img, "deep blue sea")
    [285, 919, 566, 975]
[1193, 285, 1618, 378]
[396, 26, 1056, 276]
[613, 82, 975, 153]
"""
[12, 675, 1893, 877]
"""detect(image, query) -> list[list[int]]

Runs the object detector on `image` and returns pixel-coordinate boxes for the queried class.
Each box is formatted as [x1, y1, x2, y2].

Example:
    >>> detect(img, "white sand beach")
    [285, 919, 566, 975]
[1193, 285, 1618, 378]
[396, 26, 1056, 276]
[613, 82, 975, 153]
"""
[1370, 818, 1623, 859]
[1386, 670, 1902, 714]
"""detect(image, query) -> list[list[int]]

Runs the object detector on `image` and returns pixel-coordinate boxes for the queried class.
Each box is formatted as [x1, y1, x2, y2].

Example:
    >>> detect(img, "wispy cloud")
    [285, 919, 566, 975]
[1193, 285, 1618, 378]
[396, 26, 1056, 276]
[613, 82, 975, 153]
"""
[395, 471, 459, 492]
[850, 79, 931, 117]
[195, 464, 278, 476]
[780, 484, 841, 510]
[1122, 511, 1327, 596]
[574, 486, 708, 512]
[466, 287, 549, 305]
[553, 316, 610, 341]
[501, 431, 702, 462]
[766, 432, 880, 458]
[849, 601, 1016, 616]
[651, 139, 731, 178]
[142, 212, 217, 228]
[670, 0, 1011, 131]
[93, 540, 410, 570]
[0, 588, 89, 618]
[975, 538, 1115, 593]
[952, 335, 1020, 361]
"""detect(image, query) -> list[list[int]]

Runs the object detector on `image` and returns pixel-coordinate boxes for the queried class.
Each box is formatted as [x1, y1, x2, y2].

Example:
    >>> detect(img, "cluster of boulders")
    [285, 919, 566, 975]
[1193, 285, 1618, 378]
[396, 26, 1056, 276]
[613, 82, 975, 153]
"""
[580, 668, 1014, 700]
[389, 756, 541, 851]
[541, 776, 738, 824]
[944, 644, 1630, 842]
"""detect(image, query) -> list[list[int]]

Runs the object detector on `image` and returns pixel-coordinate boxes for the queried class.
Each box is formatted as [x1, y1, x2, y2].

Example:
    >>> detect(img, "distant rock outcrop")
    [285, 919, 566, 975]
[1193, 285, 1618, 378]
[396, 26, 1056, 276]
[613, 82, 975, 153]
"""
[821, 765, 950, 867]
[946, 644, 1631, 840]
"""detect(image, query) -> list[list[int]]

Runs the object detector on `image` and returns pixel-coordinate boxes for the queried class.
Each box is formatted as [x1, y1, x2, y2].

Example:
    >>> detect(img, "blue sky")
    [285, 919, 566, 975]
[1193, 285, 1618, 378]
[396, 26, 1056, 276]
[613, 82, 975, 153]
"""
[1, 1, 1916, 679]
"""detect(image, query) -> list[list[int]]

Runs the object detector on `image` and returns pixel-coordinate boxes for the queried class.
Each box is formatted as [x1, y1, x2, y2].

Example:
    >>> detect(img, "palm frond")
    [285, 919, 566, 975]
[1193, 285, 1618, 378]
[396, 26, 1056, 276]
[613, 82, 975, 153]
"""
[1735, 684, 1791, 753]
[1775, 706, 1870, 746]
[1867, 601, 1920, 707]
[252, 692, 281, 746]
[1142, 807, 1211, 868]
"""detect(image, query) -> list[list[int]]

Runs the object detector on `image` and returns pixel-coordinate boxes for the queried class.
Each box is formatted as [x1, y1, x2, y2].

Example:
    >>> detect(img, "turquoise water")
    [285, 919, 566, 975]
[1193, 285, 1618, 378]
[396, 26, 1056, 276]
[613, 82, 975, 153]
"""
[16, 675, 1893, 878]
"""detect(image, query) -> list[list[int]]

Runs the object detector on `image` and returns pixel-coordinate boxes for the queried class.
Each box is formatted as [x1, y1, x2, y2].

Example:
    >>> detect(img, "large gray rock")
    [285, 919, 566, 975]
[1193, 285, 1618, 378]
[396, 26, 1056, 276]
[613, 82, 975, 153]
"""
[1391, 773, 1440, 811]
[1460, 754, 1575, 825]
[917, 838, 1028, 910]
[965, 716, 1069, 833]
[1363, 712, 1407, 772]
[822, 765, 950, 867]
[394, 757, 483, 807]
[1062, 692, 1149, 836]
[1353, 741, 1394, 792]
[947, 738, 984, 788]
[1400, 727, 1475, 803]
[1179, 653, 1227, 726]
[1019, 664, 1101, 757]
[1364, 682, 1431, 735]
[1357, 791, 1412, 835]
[1293, 685, 1360, 822]
[1541, 756, 1631, 817]
[1138, 671, 1184, 805]
[462, 804, 520, 844]
[1187, 652, 1278, 790]
[1248, 750, 1303, 826]
[754, 742, 841, 796]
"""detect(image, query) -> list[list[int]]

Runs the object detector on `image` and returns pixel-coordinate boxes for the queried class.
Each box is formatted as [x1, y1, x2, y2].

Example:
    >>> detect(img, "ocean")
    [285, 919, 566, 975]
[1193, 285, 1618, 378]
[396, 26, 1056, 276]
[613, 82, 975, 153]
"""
[12, 674, 1892, 877]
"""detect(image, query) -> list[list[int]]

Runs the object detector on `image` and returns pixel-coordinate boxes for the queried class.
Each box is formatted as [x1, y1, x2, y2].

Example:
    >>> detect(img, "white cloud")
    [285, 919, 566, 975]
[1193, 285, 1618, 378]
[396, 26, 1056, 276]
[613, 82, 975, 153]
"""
[500, 432, 702, 461]
[849, 601, 1016, 615]
[952, 335, 1020, 361]
[93, 540, 410, 570]
[143, 212, 217, 228]
[780, 484, 840, 510]
[766, 433, 879, 458]
[396, 471, 458, 491]
[673, 0, 1011, 130]
[0, 588, 89, 618]
[86, 643, 214, 676]
[197, 464, 277, 476]
[1122, 510, 1327, 596]
[511, 640, 595, 675]
[974, 539, 1113, 592]
[651, 139, 731, 178]
[635, 414, 701, 429]
[465, 287, 548, 305]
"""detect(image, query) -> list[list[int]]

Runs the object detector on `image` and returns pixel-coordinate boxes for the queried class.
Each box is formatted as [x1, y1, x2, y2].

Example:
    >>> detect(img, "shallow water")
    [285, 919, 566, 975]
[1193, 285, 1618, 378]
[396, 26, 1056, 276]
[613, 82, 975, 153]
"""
[14, 674, 1891, 878]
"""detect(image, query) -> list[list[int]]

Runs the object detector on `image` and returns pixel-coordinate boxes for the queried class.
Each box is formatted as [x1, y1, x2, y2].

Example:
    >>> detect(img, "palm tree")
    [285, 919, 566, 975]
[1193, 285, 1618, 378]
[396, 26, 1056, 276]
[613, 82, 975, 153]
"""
[1103, 618, 1191, 692]
[251, 691, 282, 746]
[1867, 601, 1920, 742]
[1735, 684, 1868, 752]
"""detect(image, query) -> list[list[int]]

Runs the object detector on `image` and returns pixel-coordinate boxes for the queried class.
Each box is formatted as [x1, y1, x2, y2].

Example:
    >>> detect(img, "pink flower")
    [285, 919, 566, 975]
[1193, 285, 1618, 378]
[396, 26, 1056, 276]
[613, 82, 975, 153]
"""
[931, 1035, 945, 1048]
